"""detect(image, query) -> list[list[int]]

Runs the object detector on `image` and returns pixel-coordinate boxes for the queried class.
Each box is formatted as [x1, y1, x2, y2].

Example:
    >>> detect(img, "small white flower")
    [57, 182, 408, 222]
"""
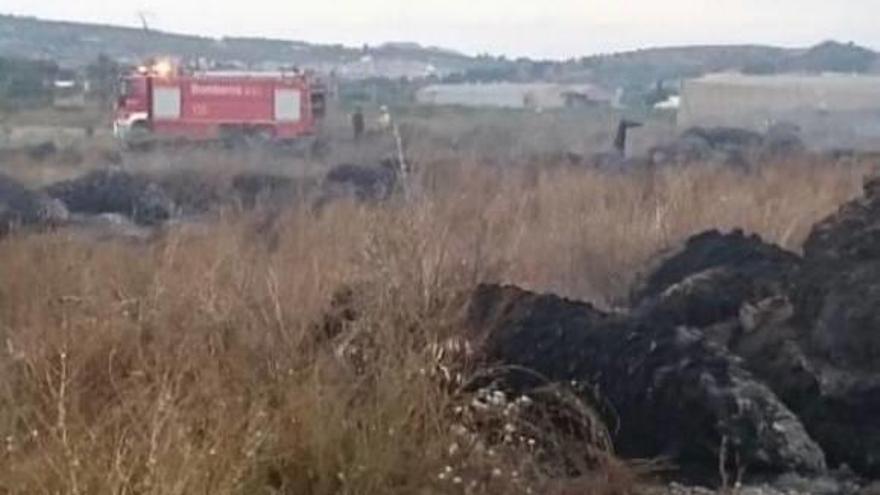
[451, 424, 468, 436]
[471, 398, 489, 411]
[489, 390, 507, 406]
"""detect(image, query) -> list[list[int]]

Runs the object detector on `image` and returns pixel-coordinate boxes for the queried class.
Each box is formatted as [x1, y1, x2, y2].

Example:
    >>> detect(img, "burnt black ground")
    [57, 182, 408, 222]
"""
[465, 174, 880, 486]
[468, 284, 826, 479]
[0, 172, 68, 235]
[623, 176, 880, 479]
[44, 169, 175, 226]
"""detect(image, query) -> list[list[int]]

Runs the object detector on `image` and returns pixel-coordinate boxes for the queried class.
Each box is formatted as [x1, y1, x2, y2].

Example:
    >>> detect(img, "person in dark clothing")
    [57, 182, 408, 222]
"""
[614, 119, 643, 156]
[352, 107, 365, 141]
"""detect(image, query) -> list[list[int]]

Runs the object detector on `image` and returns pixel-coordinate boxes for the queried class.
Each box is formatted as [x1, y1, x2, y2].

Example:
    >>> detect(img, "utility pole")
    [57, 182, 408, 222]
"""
[136, 11, 153, 33]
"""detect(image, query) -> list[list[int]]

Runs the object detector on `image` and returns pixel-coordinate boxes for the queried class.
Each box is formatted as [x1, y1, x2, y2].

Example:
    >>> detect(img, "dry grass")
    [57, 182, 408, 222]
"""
[0, 158, 874, 494]
[421, 158, 871, 303]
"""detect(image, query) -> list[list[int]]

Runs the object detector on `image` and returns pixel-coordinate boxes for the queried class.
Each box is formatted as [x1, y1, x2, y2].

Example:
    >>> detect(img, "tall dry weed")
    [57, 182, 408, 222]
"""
[0, 159, 872, 494]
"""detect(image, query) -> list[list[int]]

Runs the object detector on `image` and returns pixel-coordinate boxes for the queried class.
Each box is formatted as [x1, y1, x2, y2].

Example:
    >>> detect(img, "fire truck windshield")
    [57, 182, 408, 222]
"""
[119, 78, 134, 98]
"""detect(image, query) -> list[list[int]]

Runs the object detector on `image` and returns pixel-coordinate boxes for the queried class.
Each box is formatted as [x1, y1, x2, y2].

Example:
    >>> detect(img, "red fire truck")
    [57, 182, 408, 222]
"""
[113, 60, 326, 145]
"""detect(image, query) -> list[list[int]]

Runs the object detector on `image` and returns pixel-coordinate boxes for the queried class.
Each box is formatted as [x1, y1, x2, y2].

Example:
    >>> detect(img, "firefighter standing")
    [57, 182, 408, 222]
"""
[377, 105, 393, 132]
[352, 106, 365, 141]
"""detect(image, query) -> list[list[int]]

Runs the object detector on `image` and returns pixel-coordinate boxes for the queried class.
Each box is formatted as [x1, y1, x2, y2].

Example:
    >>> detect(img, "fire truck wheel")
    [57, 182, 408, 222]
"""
[245, 128, 275, 148]
[124, 122, 153, 151]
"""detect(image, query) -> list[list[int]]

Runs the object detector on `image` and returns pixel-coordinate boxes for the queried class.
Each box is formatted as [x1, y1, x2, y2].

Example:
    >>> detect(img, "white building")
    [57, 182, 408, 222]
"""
[679, 73, 880, 150]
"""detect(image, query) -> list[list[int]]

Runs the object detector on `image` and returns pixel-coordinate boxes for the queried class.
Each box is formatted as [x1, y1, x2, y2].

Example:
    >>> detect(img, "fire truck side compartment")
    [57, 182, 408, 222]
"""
[275, 89, 302, 122]
[152, 86, 182, 119]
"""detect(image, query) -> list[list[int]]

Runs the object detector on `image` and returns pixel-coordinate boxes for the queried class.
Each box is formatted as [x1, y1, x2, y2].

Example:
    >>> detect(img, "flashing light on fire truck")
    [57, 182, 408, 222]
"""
[151, 59, 176, 78]
[134, 58, 178, 77]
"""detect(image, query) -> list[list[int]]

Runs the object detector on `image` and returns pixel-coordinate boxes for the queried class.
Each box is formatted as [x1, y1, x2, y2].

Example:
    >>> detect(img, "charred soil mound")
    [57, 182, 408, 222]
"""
[463, 174, 880, 484]
[45, 169, 175, 226]
[319, 158, 402, 205]
[0, 173, 68, 235]
[632, 229, 801, 329]
[649, 126, 806, 168]
[624, 177, 880, 478]
[467, 284, 826, 478]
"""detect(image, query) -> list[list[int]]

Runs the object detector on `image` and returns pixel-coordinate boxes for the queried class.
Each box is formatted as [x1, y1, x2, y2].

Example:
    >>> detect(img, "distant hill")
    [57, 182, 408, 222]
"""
[577, 42, 879, 90]
[785, 41, 878, 73]
[0, 14, 876, 87]
[0, 14, 476, 78]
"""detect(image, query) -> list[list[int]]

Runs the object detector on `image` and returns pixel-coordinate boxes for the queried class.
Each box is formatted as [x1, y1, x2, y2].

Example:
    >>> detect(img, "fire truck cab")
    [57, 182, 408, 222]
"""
[114, 60, 326, 145]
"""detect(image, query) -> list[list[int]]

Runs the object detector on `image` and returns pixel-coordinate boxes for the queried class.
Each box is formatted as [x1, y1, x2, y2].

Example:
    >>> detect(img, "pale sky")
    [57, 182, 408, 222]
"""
[4, 1, 878, 59]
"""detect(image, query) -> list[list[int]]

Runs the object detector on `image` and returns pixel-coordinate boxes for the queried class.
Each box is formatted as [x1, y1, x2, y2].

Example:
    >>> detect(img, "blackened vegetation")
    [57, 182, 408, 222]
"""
[462, 176, 880, 486]
[631, 229, 802, 328]
[647, 125, 806, 169]
[564, 122, 807, 171]
[0, 158, 408, 238]
[157, 169, 230, 216]
[319, 157, 403, 204]
[45, 169, 175, 226]
[0, 173, 68, 235]
[467, 284, 826, 478]
[781, 178, 880, 477]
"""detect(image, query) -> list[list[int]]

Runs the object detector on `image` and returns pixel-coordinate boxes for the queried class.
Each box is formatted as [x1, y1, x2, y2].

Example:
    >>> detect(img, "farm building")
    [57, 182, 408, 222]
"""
[415, 83, 612, 110]
[678, 73, 880, 150]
